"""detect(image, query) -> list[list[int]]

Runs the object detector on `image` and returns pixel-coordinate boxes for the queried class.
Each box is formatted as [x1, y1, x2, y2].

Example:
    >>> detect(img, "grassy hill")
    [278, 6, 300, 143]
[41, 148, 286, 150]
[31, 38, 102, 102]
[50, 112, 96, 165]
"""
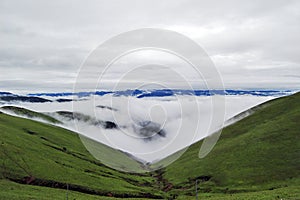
[0, 106, 61, 124]
[162, 92, 300, 197]
[0, 92, 299, 199]
[0, 111, 166, 199]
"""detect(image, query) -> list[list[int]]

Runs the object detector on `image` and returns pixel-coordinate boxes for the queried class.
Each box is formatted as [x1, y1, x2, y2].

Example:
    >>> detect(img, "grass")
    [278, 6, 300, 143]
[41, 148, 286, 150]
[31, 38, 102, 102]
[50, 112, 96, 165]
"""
[1, 179, 299, 200]
[0, 111, 165, 199]
[163, 92, 300, 196]
[0, 92, 299, 199]
[175, 185, 300, 200]
[0, 106, 61, 124]
[0, 179, 118, 200]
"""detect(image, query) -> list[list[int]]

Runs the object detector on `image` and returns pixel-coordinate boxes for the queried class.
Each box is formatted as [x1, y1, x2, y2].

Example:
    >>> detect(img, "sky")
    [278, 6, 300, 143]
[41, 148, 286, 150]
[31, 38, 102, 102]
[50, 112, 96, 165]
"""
[0, 0, 300, 92]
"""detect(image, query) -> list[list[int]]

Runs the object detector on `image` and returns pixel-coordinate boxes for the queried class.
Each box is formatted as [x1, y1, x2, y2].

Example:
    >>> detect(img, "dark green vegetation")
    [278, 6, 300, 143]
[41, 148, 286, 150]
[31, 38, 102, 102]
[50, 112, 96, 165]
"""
[0, 93, 299, 199]
[0, 96, 51, 103]
[56, 111, 118, 129]
[0, 106, 61, 124]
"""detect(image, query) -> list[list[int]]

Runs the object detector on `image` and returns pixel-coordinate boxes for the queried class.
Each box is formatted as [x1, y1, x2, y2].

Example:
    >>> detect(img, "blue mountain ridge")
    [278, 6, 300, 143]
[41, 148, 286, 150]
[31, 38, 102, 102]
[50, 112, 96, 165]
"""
[25, 89, 295, 98]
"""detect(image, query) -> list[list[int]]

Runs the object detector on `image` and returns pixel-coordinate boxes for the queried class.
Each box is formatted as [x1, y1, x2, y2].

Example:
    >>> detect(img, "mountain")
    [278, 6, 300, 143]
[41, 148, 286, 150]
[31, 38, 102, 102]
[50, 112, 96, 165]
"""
[160, 92, 300, 197]
[0, 95, 51, 103]
[55, 111, 118, 129]
[27, 89, 295, 98]
[0, 111, 165, 199]
[0, 92, 15, 96]
[0, 106, 61, 124]
[0, 92, 299, 199]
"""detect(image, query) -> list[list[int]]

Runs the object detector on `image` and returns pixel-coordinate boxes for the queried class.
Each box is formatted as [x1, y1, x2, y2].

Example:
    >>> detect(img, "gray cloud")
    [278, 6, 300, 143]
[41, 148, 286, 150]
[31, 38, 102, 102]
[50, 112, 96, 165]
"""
[0, 0, 299, 92]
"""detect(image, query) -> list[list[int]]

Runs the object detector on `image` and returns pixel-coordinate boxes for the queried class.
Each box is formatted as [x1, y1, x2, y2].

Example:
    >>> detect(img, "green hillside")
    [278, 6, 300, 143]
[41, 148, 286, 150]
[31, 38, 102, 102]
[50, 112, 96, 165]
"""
[0, 111, 165, 199]
[0, 92, 299, 199]
[163, 92, 300, 196]
[0, 106, 61, 124]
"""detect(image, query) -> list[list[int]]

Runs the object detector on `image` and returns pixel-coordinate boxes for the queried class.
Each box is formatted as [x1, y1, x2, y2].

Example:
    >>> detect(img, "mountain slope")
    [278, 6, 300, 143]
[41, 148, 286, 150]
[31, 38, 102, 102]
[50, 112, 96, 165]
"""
[0, 92, 299, 199]
[0, 106, 61, 124]
[0, 95, 51, 103]
[0, 112, 165, 199]
[163, 92, 300, 194]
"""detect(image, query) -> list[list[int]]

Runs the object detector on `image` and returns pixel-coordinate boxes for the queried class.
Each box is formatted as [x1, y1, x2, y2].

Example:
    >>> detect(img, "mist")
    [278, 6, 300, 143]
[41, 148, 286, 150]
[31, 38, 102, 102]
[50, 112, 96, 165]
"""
[1, 94, 275, 162]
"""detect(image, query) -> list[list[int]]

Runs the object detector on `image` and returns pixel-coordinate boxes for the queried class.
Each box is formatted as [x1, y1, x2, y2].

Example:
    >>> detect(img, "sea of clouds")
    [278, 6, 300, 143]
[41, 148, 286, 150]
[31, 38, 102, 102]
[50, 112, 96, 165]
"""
[1, 94, 276, 162]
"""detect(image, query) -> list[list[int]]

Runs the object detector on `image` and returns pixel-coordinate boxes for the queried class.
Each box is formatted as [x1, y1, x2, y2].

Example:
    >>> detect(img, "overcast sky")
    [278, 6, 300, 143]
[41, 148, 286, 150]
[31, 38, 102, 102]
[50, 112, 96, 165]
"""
[0, 0, 299, 92]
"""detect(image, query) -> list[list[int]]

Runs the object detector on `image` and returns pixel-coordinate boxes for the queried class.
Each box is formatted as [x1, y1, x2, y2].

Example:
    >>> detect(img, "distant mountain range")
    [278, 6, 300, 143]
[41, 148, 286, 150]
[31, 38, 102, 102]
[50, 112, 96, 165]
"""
[27, 89, 295, 98]
[0, 89, 296, 104]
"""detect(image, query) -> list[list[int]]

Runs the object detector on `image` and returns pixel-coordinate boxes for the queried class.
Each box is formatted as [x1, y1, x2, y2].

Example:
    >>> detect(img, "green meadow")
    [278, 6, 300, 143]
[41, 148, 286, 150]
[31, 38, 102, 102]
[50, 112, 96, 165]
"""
[0, 92, 299, 199]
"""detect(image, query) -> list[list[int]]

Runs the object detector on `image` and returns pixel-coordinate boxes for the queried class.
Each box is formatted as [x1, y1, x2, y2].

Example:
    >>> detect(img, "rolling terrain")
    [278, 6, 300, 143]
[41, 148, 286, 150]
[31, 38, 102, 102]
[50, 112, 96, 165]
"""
[0, 92, 299, 199]
[162, 92, 300, 198]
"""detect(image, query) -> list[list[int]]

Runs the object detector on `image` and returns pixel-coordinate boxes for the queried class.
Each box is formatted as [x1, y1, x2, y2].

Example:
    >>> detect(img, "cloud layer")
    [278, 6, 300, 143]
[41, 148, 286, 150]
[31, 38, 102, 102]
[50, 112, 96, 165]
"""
[1, 93, 274, 162]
